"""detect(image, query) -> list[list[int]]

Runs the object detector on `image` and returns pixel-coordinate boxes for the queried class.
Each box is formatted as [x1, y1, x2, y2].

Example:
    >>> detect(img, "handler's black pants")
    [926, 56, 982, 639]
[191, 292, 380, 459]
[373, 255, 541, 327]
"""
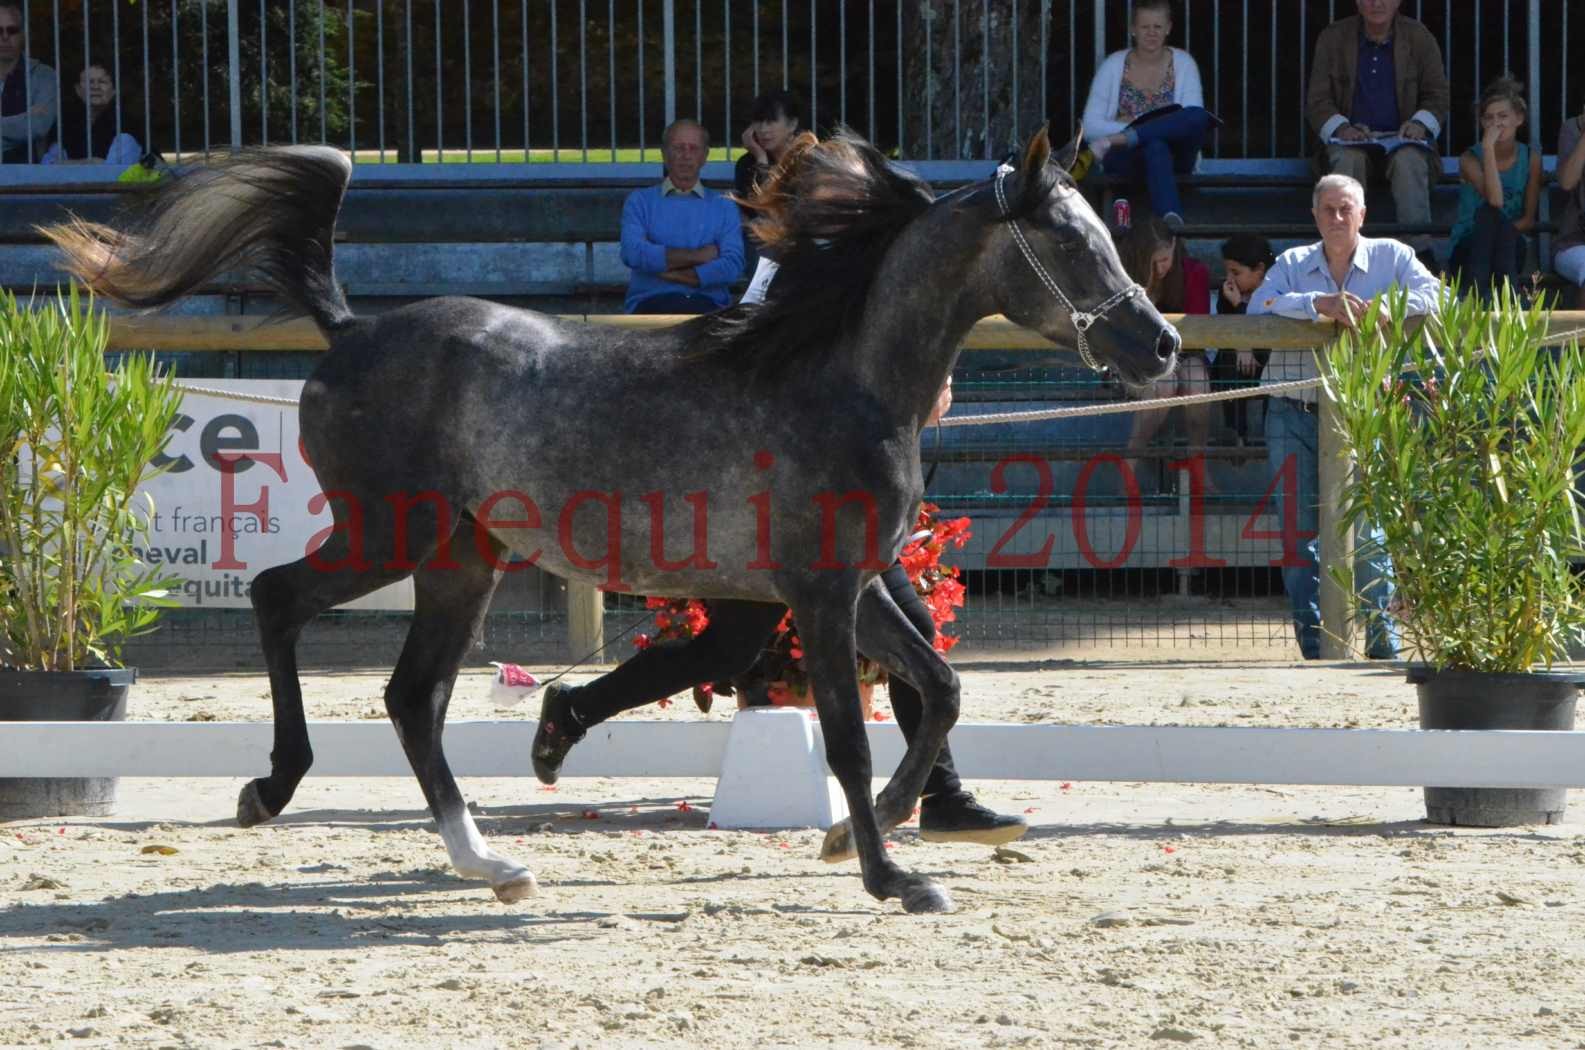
[565, 563, 964, 800]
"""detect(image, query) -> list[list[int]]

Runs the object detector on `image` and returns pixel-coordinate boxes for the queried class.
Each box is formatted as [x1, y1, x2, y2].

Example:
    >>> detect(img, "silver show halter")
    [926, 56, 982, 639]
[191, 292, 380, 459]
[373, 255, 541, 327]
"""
[993, 164, 1143, 373]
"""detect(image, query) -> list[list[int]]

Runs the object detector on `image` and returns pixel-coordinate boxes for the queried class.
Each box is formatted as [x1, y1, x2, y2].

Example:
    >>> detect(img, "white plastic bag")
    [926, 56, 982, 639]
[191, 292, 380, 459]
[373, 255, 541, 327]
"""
[488, 662, 540, 706]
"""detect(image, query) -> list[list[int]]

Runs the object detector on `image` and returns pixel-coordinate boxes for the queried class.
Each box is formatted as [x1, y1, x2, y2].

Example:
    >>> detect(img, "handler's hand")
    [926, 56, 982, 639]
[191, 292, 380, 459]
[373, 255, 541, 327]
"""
[1315, 291, 1369, 328]
[1236, 350, 1260, 377]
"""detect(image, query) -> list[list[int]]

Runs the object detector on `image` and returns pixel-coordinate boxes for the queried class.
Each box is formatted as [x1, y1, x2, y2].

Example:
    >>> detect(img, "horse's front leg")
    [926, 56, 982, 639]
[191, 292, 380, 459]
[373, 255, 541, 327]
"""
[819, 576, 960, 863]
[793, 593, 953, 914]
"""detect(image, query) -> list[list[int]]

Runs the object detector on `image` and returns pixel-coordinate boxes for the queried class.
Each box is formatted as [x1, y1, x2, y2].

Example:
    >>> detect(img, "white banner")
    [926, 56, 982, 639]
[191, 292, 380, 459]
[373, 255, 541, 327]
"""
[135, 380, 415, 610]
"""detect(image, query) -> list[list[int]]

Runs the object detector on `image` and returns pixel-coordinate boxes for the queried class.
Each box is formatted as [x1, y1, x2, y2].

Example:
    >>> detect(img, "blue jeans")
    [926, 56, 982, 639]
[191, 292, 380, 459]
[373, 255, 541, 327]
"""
[1264, 397, 1399, 660]
[1101, 105, 1214, 218]
[629, 291, 720, 315]
[1450, 203, 1526, 303]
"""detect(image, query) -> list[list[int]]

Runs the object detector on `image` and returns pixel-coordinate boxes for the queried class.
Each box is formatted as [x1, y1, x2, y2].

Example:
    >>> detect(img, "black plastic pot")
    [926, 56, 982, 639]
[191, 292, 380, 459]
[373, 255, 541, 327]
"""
[1409, 666, 1579, 827]
[0, 667, 134, 820]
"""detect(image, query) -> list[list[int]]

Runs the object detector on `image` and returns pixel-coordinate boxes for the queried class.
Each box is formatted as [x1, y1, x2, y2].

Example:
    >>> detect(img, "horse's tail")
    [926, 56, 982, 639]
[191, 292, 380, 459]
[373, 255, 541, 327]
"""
[40, 145, 355, 334]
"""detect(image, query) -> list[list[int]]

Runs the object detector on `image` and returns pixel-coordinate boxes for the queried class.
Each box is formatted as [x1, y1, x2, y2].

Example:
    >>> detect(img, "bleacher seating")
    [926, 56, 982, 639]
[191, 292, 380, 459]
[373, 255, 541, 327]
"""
[0, 153, 1571, 308]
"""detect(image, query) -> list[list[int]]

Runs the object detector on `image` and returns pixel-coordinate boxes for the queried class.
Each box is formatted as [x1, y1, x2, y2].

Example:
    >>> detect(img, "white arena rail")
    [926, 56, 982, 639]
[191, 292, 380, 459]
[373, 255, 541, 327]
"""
[7, 718, 1585, 786]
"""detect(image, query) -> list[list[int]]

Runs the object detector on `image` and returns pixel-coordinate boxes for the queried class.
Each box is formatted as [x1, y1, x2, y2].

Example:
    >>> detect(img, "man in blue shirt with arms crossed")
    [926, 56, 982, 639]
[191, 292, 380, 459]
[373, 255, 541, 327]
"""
[621, 118, 744, 315]
[1248, 172, 1441, 661]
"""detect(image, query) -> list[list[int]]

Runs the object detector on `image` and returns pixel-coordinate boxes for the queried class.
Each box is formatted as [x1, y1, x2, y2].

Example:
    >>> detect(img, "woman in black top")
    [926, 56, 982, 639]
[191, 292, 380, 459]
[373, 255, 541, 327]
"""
[1210, 232, 1276, 443]
[43, 64, 141, 165]
[733, 90, 804, 273]
[735, 89, 803, 199]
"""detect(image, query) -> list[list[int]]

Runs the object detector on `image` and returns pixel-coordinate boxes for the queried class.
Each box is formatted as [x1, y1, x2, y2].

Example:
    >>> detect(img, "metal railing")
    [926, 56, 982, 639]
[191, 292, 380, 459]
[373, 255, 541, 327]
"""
[1, 1, 1572, 170]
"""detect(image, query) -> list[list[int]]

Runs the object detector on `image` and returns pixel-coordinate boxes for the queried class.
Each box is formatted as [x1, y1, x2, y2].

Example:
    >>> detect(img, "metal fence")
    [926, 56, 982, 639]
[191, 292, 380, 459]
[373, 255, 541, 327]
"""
[2, 1, 1574, 169]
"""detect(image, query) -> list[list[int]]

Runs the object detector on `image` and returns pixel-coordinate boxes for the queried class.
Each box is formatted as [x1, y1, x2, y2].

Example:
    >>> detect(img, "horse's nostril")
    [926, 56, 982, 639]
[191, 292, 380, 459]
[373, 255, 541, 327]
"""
[1156, 328, 1180, 362]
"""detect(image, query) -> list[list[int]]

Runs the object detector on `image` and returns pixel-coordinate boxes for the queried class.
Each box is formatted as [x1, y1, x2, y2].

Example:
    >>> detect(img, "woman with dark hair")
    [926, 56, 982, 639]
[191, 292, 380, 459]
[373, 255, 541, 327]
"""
[735, 89, 803, 200]
[734, 90, 804, 276]
[41, 64, 140, 166]
[1210, 232, 1276, 443]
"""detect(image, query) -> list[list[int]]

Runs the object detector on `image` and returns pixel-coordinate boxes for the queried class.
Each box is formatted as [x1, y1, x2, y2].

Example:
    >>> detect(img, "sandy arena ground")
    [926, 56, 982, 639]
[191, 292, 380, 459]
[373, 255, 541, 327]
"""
[4, 659, 1585, 1050]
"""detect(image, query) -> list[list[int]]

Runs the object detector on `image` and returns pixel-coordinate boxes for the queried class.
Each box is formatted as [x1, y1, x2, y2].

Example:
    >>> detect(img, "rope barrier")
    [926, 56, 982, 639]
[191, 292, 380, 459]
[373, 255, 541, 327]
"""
[936, 377, 1321, 426]
[169, 383, 302, 406]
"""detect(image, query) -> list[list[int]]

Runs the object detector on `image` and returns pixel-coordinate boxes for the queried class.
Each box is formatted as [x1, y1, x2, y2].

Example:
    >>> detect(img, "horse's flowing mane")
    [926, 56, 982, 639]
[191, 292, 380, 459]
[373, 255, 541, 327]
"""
[695, 125, 1071, 376]
[695, 128, 936, 373]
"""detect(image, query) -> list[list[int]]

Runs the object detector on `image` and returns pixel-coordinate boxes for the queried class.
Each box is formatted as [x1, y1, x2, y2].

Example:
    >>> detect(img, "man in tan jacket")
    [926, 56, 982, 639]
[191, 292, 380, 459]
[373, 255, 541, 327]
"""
[1307, 0, 1449, 259]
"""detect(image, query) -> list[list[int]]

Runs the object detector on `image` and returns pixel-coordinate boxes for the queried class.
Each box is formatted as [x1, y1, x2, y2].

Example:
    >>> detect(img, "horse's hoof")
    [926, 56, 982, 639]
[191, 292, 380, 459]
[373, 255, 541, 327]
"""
[492, 873, 539, 903]
[899, 879, 954, 915]
[819, 820, 858, 864]
[236, 780, 275, 828]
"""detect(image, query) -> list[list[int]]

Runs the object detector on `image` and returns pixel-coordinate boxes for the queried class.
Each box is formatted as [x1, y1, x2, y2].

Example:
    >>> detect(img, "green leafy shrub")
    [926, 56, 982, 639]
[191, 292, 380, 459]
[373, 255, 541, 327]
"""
[1322, 284, 1585, 672]
[0, 289, 183, 671]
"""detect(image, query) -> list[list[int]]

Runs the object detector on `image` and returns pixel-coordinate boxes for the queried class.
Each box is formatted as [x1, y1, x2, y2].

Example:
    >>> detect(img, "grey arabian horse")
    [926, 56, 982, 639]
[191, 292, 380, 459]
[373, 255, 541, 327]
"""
[45, 126, 1177, 913]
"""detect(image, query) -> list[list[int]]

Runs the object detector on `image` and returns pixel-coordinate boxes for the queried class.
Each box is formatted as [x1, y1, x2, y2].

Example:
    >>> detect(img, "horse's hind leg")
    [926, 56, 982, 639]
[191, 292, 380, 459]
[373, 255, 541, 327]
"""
[820, 575, 960, 864]
[240, 539, 412, 827]
[387, 525, 534, 902]
[792, 586, 952, 914]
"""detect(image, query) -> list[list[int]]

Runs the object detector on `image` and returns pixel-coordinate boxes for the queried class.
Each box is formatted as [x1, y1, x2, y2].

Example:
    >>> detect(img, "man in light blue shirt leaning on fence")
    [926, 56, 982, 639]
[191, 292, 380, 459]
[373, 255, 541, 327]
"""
[1247, 172, 1442, 660]
[620, 118, 744, 315]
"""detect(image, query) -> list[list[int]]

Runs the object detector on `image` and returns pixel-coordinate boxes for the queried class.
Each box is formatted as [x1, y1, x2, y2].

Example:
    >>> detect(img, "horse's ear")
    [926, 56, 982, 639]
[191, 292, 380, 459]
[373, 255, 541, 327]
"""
[1052, 127, 1084, 173]
[1019, 125, 1053, 181]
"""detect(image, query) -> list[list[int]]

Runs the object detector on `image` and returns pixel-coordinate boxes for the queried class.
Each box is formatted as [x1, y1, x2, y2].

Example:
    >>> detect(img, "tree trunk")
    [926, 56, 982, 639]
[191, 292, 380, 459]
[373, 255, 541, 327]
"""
[901, 1, 1061, 161]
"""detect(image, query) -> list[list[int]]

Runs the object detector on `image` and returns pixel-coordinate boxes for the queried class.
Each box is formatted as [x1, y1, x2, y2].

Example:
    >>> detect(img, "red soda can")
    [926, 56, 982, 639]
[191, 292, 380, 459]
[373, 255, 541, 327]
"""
[1112, 198, 1132, 229]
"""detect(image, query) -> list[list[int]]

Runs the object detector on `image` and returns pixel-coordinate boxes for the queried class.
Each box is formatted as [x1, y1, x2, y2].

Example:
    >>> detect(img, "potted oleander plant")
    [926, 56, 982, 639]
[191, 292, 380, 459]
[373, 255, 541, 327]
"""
[0, 287, 182, 819]
[1322, 282, 1585, 826]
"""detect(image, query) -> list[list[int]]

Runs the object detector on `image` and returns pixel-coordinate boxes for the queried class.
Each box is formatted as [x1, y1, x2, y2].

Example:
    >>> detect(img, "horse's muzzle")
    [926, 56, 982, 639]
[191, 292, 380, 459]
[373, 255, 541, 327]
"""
[1155, 326, 1181, 365]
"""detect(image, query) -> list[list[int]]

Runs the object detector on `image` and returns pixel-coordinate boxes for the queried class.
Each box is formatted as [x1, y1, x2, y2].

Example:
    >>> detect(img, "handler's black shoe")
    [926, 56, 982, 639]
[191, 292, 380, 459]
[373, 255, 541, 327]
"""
[531, 683, 586, 785]
[919, 791, 1029, 846]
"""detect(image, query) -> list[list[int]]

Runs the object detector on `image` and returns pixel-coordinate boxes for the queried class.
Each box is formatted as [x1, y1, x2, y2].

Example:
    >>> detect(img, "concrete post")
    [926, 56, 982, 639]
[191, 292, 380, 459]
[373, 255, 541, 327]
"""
[565, 581, 606, 663]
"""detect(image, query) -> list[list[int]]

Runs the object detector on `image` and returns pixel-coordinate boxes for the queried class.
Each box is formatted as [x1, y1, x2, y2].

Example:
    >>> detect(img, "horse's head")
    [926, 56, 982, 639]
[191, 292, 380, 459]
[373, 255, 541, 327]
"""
[987, 126, 1179, 391]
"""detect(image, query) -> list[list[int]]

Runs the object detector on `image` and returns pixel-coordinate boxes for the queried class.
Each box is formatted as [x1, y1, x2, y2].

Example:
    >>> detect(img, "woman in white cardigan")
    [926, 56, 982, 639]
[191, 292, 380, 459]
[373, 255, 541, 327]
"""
[1081, 0, 1213, 225]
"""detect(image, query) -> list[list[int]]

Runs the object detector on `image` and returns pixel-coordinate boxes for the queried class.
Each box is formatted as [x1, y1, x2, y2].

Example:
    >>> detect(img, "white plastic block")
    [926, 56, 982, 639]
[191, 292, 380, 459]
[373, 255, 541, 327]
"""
[708, 708, 849, 830]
